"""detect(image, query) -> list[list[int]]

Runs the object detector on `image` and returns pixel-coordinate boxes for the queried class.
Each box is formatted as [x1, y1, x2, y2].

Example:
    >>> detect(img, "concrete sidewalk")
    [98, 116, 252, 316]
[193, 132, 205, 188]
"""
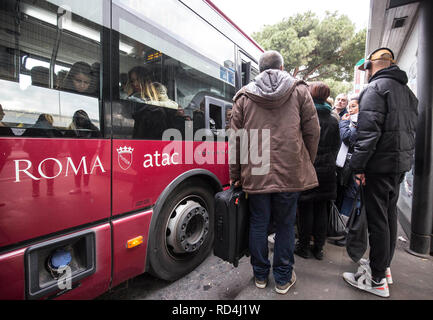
[236, 222, 433, 300]
[99, 220, 433, 300]
[98, 219, 433, 301]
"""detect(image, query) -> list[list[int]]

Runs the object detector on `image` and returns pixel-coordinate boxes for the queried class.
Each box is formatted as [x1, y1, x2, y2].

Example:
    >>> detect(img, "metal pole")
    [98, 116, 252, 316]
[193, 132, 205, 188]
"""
[409, 0, 433, 256]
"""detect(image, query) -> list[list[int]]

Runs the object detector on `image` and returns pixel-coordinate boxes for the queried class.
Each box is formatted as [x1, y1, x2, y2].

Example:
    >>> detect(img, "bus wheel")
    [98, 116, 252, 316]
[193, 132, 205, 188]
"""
[148, 179, 215, 281]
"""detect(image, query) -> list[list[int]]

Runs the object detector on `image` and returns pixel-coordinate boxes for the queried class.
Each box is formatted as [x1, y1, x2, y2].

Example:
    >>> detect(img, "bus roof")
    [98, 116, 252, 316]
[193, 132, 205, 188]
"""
[203, 0, 264, 53]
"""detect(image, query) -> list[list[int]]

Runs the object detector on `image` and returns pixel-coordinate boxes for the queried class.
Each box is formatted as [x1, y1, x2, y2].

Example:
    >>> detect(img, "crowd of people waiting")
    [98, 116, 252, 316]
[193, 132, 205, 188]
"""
[229, 48, 418, 298]
[266, 86, 361, 258]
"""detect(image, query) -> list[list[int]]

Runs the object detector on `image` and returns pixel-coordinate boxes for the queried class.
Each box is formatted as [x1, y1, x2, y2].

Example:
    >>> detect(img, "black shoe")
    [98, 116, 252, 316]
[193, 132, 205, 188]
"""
[294, 242, 311, 259]
[311, 246, 324, 260]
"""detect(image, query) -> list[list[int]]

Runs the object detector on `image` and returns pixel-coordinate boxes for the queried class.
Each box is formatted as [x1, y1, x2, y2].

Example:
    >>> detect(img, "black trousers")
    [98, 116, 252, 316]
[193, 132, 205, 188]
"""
[297, 200, 328, 249]
[364, 173, 404, 279]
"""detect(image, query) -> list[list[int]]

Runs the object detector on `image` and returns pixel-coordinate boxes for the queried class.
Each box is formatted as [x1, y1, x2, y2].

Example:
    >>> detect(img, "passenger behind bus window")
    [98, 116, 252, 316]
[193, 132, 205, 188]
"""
[23, 113, 62, 138]
[0, 104, 13, 136]
[125, 66, 183, 139]
[62, 62, 95, 96]
[124, 66, 178, 109]
[124, 66, 159, 103]
[67, 110, 101, 138]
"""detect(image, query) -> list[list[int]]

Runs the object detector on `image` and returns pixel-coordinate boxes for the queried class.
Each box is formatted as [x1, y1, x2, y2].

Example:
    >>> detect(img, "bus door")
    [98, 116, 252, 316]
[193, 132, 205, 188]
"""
[203, 95, 232, 137]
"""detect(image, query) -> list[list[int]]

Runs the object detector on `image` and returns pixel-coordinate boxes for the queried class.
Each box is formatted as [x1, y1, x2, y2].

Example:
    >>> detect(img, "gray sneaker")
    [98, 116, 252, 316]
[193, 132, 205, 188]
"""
[359, 259, 393, 284]
[254, 277, 268, 289]
[275, 271, 296, 294]
[343, 265, 390, 298]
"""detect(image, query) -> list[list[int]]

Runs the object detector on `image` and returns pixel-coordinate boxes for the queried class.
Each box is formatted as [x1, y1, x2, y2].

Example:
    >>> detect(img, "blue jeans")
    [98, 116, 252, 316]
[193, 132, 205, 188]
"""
[340, 196, 361, 217]
[248, 192, 299, 285]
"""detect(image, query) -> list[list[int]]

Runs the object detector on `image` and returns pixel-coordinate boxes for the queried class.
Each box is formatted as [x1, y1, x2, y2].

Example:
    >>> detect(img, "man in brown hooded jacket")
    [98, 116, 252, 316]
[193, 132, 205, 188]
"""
[229, 50, 320, 294]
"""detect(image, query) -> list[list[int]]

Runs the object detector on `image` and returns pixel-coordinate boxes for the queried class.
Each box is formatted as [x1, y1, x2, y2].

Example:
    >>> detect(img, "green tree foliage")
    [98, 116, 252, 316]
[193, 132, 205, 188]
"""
[252, 11, 366, 83]
[323, 78, 353, 100]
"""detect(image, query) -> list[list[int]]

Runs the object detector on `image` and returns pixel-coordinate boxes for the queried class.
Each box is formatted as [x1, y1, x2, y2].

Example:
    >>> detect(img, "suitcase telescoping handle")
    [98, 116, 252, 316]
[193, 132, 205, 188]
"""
[229, 184, 248, 201]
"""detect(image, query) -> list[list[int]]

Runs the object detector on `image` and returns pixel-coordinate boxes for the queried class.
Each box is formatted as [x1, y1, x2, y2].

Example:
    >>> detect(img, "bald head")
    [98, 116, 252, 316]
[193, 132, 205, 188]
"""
[375, 53, 393, 67]
[368, 52, 394, 79]
[259, 51, 284, 73]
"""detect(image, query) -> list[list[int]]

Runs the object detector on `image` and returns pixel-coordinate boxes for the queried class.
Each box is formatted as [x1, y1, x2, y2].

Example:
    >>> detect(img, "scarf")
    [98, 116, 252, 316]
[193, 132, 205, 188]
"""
[313, 100, 332, 112]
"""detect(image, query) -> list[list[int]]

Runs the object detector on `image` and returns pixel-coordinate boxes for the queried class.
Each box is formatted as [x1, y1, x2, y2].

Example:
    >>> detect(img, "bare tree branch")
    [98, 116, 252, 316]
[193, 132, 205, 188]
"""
[303, 64, 323, 80]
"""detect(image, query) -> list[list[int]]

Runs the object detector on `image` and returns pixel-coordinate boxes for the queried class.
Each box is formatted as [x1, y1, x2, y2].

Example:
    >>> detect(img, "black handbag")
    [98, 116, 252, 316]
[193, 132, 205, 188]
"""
[345, 185, 368, 263]
[327, 201, 347, 239]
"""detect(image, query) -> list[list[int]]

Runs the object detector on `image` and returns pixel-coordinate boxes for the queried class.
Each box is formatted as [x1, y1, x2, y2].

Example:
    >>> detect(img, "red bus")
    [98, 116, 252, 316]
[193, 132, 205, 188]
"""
[0, 0, 262, 299]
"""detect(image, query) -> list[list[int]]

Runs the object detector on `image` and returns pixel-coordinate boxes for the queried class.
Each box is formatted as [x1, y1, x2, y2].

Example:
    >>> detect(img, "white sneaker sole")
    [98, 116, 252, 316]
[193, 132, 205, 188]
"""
[343, 273, 390, 298]
[275, 273, 296, 294]
[255, 282, 267, 289]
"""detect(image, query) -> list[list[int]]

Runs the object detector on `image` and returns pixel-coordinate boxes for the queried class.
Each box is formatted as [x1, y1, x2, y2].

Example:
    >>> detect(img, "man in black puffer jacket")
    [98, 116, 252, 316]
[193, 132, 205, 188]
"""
[342, 48, 418, 298]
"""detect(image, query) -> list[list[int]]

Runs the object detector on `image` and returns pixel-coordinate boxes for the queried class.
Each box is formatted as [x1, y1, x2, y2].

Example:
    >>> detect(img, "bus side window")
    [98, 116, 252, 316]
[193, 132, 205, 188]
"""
[116, 52, 235, 141]
[0, 0, 105, 139]
[114, 4, 235, 141]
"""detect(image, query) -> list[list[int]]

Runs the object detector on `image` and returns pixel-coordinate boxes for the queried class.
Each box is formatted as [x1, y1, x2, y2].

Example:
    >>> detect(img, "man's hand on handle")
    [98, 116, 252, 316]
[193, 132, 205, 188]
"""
[355, 173, 366, 186]
[230, 179, 241, 188]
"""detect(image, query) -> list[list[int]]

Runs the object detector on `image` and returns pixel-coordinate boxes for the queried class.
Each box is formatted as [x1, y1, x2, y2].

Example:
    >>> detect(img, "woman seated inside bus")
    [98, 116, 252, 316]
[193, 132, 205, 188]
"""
[65, 109, 101, 138]
[122, 66, 178, 109]
[122, 66, 155, 102]
[22, 113, 62, 138]
[62, 61, 97, 96]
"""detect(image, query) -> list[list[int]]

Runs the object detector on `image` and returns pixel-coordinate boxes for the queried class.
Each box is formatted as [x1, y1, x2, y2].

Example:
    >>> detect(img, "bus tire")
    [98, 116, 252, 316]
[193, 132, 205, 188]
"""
[148, 179, 215, 281]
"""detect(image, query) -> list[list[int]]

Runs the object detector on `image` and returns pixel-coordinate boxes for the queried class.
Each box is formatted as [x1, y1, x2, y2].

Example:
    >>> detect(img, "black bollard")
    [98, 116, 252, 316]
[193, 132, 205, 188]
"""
[409, 0, 433, 257]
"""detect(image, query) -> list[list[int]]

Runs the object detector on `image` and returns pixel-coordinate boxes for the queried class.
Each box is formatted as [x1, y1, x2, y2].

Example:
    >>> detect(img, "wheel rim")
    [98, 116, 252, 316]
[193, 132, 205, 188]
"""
[165, 195, 210, 257]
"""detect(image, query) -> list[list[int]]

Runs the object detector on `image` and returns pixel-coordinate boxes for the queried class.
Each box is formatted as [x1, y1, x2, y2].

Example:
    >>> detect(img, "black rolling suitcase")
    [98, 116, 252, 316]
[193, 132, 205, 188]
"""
[213, 186, 249, 267]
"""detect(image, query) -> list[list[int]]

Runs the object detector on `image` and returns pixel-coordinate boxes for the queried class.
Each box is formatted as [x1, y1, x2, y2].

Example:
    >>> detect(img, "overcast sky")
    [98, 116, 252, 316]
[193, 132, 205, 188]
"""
[210, 0, 370, 36]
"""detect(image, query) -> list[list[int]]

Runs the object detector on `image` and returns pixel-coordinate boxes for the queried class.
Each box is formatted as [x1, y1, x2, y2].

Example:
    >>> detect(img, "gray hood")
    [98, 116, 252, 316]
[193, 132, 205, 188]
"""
[245, 69, 296, 101]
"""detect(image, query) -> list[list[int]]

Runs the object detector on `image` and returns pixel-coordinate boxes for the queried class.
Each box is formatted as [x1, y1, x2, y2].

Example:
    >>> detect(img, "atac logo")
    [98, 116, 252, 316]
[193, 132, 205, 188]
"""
[117, 146, 134, 170]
